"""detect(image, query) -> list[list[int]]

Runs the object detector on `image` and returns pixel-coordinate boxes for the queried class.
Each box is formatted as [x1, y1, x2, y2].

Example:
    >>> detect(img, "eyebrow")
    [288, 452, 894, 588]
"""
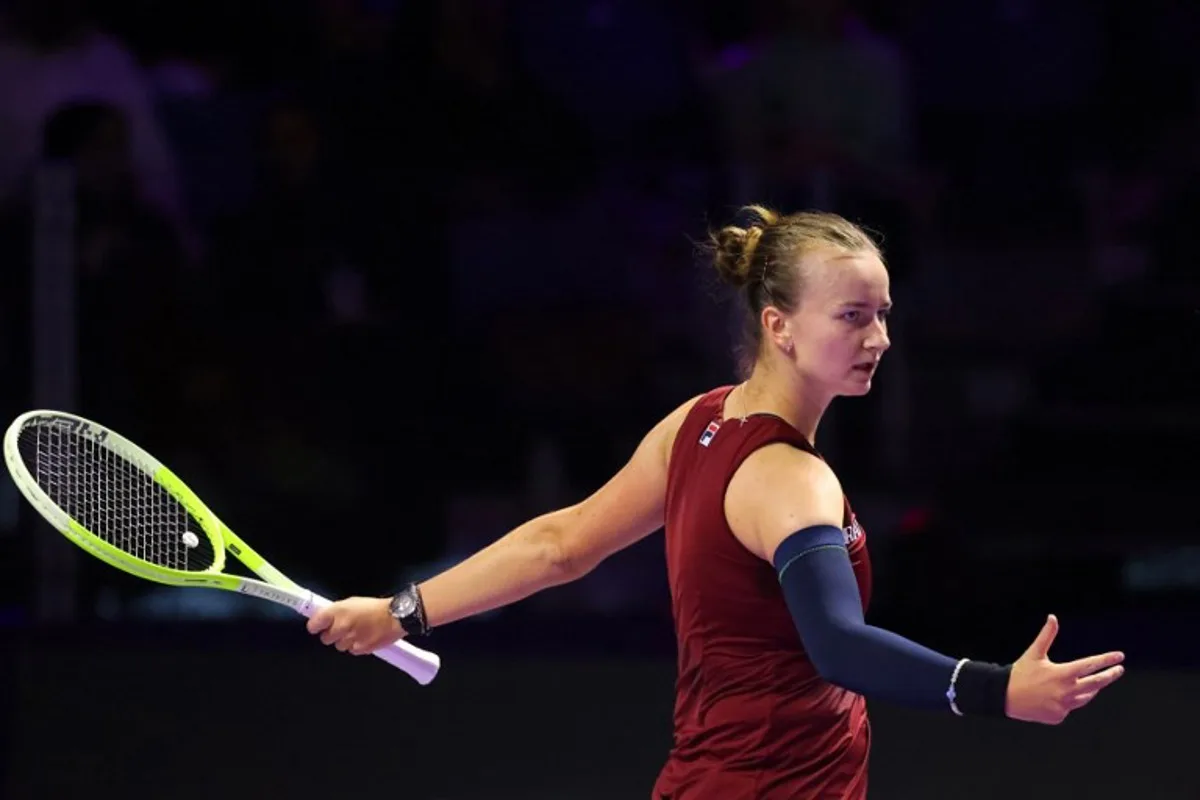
[843, 300, 893, 309]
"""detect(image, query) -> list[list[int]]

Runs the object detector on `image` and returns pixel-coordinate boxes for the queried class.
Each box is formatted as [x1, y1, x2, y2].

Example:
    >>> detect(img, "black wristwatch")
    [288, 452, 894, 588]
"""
[388, 582, 429, 637]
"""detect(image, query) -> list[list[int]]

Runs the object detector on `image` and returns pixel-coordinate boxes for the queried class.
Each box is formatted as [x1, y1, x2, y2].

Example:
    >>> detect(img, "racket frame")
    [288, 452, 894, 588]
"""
[3, 410, 440, 685]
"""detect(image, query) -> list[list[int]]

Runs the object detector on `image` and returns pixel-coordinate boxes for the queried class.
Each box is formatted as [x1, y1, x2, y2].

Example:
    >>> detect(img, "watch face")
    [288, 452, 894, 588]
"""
[392, 594, 417, 617]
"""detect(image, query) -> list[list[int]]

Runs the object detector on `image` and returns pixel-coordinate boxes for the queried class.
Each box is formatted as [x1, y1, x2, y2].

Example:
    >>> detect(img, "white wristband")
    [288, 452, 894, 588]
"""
[947, 658, 969, 717]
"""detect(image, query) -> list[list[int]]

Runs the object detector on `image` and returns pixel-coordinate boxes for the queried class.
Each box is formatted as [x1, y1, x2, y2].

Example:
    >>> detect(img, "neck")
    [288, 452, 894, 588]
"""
[739, 358, 831, 443]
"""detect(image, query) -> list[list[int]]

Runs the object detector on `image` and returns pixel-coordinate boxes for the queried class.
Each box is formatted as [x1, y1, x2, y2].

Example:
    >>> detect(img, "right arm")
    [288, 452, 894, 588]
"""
[308, 396, 700, 653]
[726, 444, 1126, 723]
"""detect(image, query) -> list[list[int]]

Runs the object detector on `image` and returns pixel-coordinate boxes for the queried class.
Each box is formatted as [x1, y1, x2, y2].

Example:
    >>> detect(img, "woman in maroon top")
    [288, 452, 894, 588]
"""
[309, 206, 1125, 798]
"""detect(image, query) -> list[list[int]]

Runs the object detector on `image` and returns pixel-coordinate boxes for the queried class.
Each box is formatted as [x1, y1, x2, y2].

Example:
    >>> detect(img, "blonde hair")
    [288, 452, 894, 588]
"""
[710, 205, 881, 374]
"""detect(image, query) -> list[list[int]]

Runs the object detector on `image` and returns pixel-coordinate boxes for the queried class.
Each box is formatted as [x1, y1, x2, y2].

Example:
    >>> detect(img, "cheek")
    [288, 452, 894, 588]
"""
[816, 331, 856, 362]
[796, 331, 849, 370]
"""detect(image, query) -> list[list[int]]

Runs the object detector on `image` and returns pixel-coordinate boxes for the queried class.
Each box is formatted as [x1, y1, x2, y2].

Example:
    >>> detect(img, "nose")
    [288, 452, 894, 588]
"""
[865, 320, 890, 354]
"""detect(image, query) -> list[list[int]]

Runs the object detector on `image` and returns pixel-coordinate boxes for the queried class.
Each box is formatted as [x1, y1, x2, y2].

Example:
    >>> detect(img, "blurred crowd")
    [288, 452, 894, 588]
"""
[0, 0, 1197, 617]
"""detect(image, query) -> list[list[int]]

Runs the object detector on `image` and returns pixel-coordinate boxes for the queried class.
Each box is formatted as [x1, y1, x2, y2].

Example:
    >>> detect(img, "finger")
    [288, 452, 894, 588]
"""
[306, 610, 333, 634]
[1065, 650, 1125, 678]
[1063, 666, 1126, 711]
[349, 634, 385, 655]
[1026, 614, 1059, 660]
[1072, 664, 1125, 694]
[320, 622, 352, 646]
[335, 638, 355, 653]
[1067, 691, 1097, 709]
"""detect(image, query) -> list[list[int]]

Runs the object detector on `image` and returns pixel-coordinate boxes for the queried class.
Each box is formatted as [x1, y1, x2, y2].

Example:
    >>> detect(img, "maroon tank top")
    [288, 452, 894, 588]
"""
[652, 386, 873, 800]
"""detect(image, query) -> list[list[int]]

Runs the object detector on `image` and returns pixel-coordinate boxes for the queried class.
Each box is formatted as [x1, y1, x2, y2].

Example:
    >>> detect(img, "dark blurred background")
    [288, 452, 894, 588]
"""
[1, 0, 1198, 797]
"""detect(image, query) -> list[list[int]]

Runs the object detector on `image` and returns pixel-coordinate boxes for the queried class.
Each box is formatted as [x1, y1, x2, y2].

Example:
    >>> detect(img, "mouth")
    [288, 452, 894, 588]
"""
[852, 361, 878, 375]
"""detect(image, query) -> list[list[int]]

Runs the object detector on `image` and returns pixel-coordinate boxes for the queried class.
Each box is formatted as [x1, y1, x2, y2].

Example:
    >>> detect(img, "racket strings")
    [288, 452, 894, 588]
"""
[19, 422, 217, 572]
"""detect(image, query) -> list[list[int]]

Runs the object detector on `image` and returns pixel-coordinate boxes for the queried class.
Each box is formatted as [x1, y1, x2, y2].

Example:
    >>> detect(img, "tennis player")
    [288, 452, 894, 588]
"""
[308, 206, 1126, 798]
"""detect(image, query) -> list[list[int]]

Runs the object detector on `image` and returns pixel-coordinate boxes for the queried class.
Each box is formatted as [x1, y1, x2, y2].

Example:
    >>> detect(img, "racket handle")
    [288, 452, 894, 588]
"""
[302, 593, 442, 685]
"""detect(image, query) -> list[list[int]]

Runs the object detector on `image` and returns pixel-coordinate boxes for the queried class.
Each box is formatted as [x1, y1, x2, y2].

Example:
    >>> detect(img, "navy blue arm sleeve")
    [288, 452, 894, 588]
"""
[774, 526, 959, 710]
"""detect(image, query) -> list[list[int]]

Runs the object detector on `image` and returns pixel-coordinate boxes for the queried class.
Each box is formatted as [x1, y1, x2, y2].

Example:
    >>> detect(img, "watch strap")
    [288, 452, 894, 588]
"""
[390, 583, 430, 637]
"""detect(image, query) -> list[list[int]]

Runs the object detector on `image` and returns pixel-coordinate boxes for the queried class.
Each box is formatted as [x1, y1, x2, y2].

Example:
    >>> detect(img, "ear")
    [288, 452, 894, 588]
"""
[760, 305, 794, 356]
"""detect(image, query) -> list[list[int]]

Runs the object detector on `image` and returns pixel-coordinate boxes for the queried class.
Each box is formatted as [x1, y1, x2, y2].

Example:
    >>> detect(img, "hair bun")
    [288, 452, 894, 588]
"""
[711, 205, 779, 289]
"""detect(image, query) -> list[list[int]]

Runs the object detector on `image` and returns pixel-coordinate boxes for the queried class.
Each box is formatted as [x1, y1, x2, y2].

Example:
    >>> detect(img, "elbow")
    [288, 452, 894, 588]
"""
[811, 652, 858, 693]
[809, 650, 843, 686]
[526, 518, 583, 584]
[800, 625, 854, 687]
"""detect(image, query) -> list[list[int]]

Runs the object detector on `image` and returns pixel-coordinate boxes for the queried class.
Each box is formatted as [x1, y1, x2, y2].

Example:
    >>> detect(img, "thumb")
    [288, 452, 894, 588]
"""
[1026, 613, 1059, 660]
[306, 608, 334, 634]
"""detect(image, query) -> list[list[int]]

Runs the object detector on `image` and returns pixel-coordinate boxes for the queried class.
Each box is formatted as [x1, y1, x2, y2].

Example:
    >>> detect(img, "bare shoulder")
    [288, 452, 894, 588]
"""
[652, 392, 706, 466]
[725, 443, 845, 563]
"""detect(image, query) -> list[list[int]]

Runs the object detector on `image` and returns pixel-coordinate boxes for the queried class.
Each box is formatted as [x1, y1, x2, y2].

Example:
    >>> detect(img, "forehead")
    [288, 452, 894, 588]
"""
[802, 249, 890, 303]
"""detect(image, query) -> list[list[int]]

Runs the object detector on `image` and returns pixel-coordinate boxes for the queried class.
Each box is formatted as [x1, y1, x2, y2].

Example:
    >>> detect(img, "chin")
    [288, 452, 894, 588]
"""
[840, 379, 874, 397]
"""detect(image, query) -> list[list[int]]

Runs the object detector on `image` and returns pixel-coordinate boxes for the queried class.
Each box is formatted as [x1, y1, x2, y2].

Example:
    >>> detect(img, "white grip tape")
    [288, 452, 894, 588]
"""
[302, 593, 441, 685]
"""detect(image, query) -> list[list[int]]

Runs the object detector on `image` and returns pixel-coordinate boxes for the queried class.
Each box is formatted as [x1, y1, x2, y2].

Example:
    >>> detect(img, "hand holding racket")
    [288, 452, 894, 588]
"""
[306, 595, 410, 655]
[4, 410, 441, 685]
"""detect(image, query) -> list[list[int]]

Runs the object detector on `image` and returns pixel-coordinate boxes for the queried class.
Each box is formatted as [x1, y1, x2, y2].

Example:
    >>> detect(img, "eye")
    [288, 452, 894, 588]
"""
[878, 307, 891, 321]
[839, 309, 862, 323]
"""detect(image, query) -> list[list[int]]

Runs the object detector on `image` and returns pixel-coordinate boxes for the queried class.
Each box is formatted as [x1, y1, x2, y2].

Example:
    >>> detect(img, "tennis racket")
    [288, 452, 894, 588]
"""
[3, 409, 441, 685]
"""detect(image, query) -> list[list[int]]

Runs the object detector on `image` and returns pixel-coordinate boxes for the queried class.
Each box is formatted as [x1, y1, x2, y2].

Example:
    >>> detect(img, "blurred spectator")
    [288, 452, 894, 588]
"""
[430, 0, 593, 213]
[0, 0, 193, 254]
[202, 96, 365, 464]
[703, 0, 928, 244]
[138, 3, 260, 240]
[907, 0, 1102, 238]
[208, 98, 352, 338]
[203, 93, 447, 592]
[512, 0, 698, 158]
[0, 100, 188, 459]
[1078, 0, 1200, 290]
